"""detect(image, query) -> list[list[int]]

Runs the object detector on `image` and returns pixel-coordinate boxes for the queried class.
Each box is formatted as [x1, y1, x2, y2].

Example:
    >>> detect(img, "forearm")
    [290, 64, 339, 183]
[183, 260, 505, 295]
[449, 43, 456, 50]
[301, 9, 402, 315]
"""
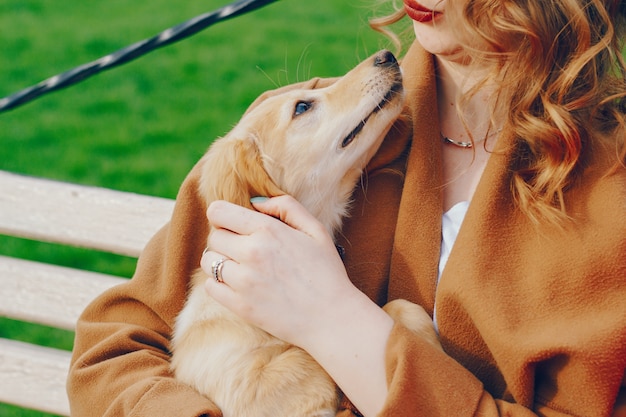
[297, 289, 395, 417]
[297, 292, 542, 417]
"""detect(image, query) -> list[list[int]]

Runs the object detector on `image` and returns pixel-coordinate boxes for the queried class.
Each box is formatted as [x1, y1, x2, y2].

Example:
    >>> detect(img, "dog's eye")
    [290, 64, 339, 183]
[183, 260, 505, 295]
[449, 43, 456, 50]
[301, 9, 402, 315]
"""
[293, 101, 313, 117]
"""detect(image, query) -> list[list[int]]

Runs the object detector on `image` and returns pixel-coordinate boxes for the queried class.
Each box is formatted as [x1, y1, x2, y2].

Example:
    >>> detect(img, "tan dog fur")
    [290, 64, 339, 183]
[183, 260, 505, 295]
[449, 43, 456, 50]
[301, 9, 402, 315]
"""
[170, 50, 440, 417]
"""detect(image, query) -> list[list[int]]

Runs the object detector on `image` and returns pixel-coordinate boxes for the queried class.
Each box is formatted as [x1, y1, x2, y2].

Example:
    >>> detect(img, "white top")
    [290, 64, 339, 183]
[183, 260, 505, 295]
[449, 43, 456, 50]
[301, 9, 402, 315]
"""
[438, 201, 470, 280]
[434, 201, 470, 331]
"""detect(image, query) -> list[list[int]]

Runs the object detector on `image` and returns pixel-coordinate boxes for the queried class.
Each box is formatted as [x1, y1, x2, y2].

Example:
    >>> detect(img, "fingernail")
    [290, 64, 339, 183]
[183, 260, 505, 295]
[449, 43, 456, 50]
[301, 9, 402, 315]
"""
[250, 196, 269, 204]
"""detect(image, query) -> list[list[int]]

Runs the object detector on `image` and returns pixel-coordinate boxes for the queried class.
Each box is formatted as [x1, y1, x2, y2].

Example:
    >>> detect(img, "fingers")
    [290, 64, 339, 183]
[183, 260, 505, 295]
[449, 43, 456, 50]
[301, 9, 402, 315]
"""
[206, 200, 259, 236]
[207, 196, 329, 240]
[205, 196, 334, 272]
[250, 195, 330, 239]
[200, 246, 273, 329]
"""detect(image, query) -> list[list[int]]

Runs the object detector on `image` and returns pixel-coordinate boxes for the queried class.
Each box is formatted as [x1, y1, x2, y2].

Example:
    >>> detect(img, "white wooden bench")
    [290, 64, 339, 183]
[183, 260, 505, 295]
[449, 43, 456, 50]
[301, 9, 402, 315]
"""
[0, 170, 175, 416]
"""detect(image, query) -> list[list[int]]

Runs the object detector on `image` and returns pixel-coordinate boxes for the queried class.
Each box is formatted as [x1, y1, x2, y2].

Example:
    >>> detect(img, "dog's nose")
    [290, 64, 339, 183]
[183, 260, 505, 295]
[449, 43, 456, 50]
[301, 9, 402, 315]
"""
[374, 50, 397, 67]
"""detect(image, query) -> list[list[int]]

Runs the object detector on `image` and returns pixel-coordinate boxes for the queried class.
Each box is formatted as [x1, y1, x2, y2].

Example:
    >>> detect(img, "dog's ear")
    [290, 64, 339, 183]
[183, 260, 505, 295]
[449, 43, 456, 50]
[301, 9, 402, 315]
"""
[199, 136, 284, 209]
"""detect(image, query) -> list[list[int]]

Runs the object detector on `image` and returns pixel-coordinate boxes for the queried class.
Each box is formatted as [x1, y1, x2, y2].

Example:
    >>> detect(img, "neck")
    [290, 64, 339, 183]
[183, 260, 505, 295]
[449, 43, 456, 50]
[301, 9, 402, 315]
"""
[435, 57, 501, 146]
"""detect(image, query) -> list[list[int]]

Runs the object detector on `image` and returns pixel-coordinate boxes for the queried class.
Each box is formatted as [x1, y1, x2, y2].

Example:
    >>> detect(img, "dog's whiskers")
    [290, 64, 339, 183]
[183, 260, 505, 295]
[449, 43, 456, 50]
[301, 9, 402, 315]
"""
[295, 44, 313, 83]
[256, 65, 281, 89]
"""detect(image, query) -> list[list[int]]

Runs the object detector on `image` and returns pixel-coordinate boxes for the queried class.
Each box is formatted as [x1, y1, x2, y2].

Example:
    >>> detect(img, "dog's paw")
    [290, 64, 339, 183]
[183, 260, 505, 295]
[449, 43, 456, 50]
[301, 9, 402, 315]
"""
[383, 299, 442, 351]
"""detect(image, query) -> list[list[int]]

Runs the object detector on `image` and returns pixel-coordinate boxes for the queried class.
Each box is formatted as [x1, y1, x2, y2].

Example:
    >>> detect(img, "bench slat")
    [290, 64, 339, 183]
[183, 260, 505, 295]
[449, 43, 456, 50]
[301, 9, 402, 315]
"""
[0, 170, 177, 414]
[0, 255, 127, 331]
[0, 170, 175, 257]
[0, 338, 71, 416]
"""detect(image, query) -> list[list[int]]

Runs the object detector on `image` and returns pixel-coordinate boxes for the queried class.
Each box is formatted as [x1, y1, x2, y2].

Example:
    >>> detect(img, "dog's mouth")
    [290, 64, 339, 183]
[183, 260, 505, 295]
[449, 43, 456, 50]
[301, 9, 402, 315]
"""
[341, 81, 403, 148]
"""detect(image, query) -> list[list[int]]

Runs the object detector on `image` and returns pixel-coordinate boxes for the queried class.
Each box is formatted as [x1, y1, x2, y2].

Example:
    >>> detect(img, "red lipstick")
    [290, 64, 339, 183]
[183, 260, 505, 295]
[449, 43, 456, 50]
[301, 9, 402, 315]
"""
[403, 0, 442, 23]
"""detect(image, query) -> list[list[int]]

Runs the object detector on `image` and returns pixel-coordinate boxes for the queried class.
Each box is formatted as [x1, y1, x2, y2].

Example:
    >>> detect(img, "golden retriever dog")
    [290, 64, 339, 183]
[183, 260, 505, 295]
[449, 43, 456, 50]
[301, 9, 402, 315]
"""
[170, 50, 440, 417]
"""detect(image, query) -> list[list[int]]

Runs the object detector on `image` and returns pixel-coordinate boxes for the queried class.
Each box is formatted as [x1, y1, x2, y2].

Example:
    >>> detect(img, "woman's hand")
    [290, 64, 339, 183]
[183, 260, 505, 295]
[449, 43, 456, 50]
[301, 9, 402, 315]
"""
[201, 195, 395, 416]
[201, 195, 357, 347]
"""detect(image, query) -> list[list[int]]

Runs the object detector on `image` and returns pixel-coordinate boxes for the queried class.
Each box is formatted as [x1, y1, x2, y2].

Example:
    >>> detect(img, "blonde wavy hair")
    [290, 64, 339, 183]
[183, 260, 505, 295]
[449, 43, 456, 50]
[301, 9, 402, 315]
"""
[371, 0, 626, 224]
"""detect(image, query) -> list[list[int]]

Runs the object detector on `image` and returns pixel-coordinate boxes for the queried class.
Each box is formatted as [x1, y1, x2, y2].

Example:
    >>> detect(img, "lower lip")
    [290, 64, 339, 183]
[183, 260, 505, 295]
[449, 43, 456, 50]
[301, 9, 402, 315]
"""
[403, 1, 442, 23]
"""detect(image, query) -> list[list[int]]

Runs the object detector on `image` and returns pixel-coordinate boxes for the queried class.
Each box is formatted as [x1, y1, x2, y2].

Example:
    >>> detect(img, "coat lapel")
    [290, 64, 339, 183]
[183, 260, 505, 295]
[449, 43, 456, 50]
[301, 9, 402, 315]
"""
[387, 43, 443, 315]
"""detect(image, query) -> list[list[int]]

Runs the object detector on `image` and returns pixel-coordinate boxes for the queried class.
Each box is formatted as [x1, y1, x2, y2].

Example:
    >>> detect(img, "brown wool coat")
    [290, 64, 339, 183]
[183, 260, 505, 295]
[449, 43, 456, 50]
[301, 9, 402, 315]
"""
[67, 42, 626, 417]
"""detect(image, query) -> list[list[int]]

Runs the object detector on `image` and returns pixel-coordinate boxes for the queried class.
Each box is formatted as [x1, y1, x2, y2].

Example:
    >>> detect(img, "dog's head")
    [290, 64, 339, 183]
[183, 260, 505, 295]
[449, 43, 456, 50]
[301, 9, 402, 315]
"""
[201, 50, 404, 234]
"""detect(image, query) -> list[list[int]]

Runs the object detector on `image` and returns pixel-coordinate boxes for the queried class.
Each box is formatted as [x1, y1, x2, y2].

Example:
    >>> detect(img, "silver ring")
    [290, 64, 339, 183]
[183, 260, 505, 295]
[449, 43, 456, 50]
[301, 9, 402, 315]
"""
[211, 257, 227, 283]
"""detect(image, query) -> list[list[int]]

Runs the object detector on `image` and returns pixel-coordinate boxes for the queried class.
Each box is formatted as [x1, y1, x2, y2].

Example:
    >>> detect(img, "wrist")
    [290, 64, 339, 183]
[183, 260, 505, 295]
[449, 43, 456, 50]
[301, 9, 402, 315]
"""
[294, 284, 376, 351]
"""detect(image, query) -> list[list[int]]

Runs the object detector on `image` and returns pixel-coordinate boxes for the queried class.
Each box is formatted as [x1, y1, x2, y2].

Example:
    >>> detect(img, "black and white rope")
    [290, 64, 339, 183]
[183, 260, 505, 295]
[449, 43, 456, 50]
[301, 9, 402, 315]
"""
[0, 0, 280, 113]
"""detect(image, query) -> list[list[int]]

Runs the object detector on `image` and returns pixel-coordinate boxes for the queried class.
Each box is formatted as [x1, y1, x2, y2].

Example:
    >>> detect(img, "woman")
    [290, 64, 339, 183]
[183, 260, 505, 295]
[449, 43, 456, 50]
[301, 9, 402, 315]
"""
[68, 0, 626, 416]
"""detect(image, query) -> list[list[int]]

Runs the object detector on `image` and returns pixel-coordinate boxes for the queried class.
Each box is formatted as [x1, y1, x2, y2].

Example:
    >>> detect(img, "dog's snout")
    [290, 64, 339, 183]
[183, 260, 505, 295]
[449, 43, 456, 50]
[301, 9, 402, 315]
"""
[374, 50, 397, 67]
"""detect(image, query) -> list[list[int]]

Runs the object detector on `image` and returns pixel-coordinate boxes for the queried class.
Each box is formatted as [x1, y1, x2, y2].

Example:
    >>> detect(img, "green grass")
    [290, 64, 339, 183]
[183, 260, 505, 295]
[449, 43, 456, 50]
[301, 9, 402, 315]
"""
[0, 0, 405, 415]
[1, 0, 397, 197]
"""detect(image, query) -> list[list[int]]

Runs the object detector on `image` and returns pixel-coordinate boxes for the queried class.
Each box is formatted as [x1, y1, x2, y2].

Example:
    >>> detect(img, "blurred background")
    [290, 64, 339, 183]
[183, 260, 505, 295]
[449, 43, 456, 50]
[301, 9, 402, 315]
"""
[0, 0, 409, 415]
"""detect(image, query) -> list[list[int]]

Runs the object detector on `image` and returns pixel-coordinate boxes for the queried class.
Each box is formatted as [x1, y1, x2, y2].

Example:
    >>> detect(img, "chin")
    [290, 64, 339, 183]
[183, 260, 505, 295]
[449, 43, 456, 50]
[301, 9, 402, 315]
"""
[412, 21, 465, 58]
